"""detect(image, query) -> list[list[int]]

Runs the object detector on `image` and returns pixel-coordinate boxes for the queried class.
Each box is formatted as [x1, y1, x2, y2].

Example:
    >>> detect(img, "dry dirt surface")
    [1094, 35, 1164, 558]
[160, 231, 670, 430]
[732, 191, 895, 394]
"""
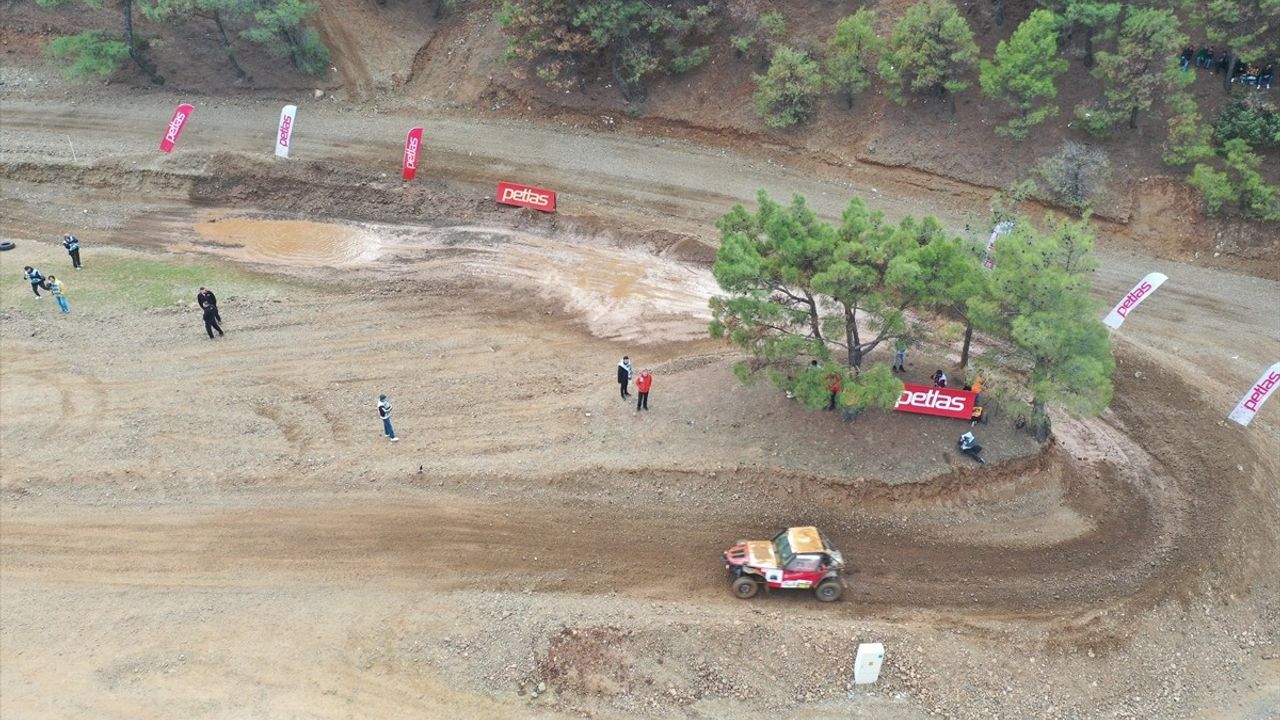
[3, 70, 1280, 720]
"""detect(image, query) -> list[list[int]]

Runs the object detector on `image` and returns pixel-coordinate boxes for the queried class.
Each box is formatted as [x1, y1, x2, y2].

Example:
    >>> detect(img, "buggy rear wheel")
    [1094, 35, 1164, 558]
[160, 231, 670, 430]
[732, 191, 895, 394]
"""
[732, 576, 760, 599]
[815, 579, 843, 602]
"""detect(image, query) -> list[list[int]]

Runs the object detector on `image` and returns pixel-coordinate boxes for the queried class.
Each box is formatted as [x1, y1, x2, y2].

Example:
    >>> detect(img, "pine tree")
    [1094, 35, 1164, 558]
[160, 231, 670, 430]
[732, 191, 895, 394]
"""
[983, 215, 1114, 440]
[825, 9, 881, 110]
[239, 0, 330, 77]
[708, 191, 919, 411]
[140, 0, 255, 81]
[895, 233, 989, 367]
[979, 10, 1068, 139]
[1194, 0, 1280, 89]
[752, 46, 823, 129]
[498, 0, 717, 101]
[879, 0, 978, 109]
[37, 0, 165, 84]
[1059, 0, 1121, 67]
[1088, 7, 1188, 131]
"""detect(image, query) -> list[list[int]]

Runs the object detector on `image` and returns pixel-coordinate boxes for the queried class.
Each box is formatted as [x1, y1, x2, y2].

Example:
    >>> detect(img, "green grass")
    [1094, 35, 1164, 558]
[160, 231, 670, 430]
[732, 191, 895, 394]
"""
[2, 251, 296, 314]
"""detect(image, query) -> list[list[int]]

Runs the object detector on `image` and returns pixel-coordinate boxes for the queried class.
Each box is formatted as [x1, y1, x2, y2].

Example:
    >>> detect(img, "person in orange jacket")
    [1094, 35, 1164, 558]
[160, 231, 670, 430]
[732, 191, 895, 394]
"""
[635, 370, 653, 411]
[825, 372, 842, 411]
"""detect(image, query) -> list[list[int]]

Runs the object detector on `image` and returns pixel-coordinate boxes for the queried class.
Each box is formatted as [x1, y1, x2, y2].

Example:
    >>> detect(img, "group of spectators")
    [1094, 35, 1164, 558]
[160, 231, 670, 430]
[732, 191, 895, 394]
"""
[1179, 46, 1274, 90]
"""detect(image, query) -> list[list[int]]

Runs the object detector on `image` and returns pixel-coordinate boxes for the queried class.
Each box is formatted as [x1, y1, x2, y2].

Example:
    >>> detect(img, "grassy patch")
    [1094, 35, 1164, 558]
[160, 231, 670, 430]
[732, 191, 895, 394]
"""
[1, 251, 294, 314]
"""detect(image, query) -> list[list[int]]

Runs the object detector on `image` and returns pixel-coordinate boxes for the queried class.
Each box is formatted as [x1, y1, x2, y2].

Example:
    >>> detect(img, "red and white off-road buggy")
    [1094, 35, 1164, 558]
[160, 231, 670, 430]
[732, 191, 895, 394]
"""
[722, 526, 846, 602]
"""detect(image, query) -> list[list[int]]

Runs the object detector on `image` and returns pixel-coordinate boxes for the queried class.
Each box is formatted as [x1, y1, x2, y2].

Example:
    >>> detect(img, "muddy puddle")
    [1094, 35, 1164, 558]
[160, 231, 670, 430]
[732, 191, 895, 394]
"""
[173, 214, 715, 344]
[187, 217, 381, 267]
[420, 226, 720, 344]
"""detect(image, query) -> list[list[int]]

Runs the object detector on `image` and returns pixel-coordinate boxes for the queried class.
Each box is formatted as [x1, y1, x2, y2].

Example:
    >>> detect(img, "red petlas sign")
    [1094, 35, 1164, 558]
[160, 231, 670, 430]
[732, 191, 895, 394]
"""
[496, 181, 556, 212]
[402, 127, 424, 181]
[160, 103, 194, 154]
[893, 384, 976, 420]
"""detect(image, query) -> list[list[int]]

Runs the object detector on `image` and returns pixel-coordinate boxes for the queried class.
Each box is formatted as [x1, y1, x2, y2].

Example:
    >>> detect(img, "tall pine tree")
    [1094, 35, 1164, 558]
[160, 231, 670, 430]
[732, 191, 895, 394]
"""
[879, 0, 978, 109]
[979, 10, 1068, 139]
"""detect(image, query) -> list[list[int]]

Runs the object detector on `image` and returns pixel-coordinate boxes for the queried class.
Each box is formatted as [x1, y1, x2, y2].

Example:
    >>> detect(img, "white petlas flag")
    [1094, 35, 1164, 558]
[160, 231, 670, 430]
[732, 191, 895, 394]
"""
[275, 104, 297, 159]
[1103, 272, 1168, 329]
[1229, 362, 1280, 427]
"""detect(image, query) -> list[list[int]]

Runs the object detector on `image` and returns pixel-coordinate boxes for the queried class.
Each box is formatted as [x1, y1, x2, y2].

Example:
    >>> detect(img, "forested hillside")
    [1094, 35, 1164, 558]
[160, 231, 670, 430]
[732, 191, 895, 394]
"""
[8, 0, 1279, 237]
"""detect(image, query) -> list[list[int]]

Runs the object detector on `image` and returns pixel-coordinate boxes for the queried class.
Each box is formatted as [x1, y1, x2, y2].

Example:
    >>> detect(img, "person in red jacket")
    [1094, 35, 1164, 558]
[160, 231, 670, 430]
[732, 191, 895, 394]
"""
[635, 370, 653, 411]
[826, 372, 842, 411]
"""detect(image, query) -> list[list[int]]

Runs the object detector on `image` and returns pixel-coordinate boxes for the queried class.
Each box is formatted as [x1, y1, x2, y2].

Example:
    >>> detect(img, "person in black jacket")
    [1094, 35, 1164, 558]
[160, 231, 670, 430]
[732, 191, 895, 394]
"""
[197, 287, 220, 323]
[617, 356, 633, 399]
[202, 302, 224, 339]
[378, 394, 398, 442]
[23, 266, 48, 297]
[62, 234, 82, 269]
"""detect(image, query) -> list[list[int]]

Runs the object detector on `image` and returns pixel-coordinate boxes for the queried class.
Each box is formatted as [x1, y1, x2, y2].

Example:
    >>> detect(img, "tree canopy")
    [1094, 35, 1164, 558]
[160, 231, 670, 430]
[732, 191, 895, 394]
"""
[979, 10, 1068, 139]
[879, 0, 978, 105]
[1088, 7, 1188, 130]
[40, 0, 330, 82]
[752, 46, 823, 129]
[708, 191, 976, 412]
[825, 9, 881, 110]
[497, 0, 717, 101]
[982, 215, 1114, 439]
[710, 192, 1114, 434]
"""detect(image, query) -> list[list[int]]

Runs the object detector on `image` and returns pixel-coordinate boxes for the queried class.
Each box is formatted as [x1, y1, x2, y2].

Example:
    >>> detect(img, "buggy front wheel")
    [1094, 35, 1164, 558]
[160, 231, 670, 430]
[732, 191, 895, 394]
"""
[815, 579, 843, 602]
[732, 576, 760, 599]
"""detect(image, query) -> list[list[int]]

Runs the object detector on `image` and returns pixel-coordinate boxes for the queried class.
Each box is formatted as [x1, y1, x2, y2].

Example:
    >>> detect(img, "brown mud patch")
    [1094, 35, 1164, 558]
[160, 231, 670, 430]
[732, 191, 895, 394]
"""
[188, 216, 383, 267]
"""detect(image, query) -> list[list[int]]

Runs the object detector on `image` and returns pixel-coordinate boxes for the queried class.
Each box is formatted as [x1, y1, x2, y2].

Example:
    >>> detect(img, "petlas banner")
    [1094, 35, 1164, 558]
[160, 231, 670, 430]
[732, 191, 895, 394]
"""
[1228, 362, 1280, 427]
[496, 181, 556, 212]
[893, 384, 976, 420]
[1103, 272, 1168, 329]
[275, 104, 297, 158]
[160, 103, 194, 154]
[402, 127, 424, 181]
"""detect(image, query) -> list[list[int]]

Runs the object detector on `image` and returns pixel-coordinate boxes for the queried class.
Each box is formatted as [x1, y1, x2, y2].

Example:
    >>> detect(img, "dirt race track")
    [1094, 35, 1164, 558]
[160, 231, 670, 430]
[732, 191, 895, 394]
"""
[2, 85, 1280, 718]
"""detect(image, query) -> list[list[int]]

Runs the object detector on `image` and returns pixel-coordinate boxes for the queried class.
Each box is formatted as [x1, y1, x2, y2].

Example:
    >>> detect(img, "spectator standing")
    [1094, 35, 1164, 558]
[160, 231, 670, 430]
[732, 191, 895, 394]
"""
[197, 287, 220, 323]
[23, 266, 47, 298]
[617, 356, 634, 399]
[635, 370, 653, 411]
[1180, 47, 1193, 72]
[47, 275, 69, 313]
[202, 302, 224, 339]
[377, 394, 398, 442]
[893, 340, 908, 372]
[1260, 66, 1273, 90]
[62, 234, 82, 270]
[825, 372, 842, 411]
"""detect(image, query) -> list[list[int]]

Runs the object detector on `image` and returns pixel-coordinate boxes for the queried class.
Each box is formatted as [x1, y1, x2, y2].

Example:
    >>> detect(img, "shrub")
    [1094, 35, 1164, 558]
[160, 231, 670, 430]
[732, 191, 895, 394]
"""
[1036, 141, 1112, 211]
[1163, 92, 1215, 166]
[1213, 94, 1280, 149]
[1187, 164, 1234, 214]
[48, 31, 130, 79]
[1188, 140, 1280, 220]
